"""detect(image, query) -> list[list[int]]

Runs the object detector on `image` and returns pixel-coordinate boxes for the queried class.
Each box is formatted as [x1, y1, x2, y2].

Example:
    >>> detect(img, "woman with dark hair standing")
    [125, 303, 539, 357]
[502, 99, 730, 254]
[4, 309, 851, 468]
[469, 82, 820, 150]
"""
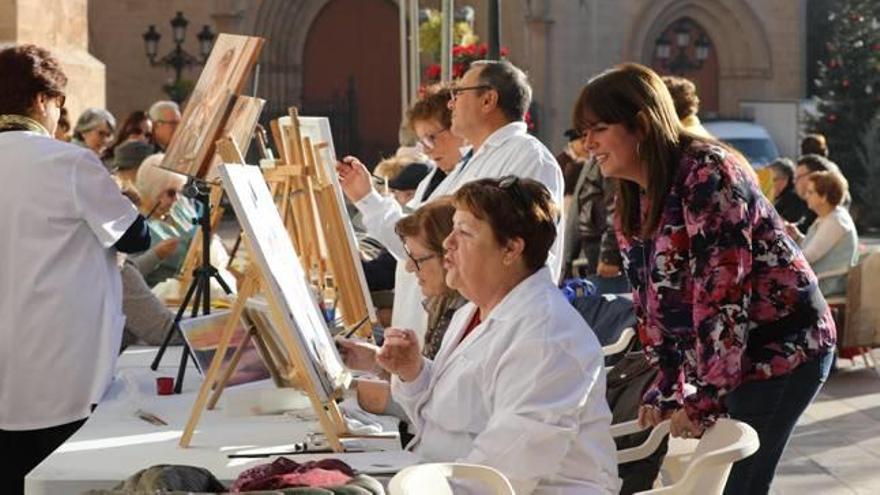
[573, 63, 835, 495]
[103, 109, 153, 165]
[0, 44, 149, 493]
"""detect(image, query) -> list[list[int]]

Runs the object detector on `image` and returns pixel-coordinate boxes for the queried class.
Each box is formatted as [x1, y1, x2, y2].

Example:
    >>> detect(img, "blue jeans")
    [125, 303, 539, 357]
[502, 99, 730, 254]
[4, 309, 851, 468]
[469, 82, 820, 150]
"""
[723, 351, 834, 495]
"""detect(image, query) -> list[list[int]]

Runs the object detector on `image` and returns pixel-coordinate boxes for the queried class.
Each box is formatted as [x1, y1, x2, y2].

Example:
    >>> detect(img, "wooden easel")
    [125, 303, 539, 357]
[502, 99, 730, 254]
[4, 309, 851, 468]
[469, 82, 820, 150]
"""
[180, 152, 355, 451]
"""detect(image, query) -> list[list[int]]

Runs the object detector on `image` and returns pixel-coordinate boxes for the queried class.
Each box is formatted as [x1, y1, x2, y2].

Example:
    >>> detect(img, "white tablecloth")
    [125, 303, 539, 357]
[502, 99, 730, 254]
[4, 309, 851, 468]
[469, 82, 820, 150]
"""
[26, 346, 415, 494]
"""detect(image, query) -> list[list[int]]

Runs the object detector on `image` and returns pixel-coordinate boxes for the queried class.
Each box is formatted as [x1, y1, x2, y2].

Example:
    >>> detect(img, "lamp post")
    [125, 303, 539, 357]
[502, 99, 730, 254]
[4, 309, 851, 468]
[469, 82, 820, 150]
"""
[655, 19, 711, 75]
[143, 11, 216, 103]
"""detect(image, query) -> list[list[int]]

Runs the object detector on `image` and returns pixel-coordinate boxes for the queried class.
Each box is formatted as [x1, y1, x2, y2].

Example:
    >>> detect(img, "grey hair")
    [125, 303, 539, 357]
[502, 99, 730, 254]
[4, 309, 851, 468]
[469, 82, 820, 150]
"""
[73, 107, 116, 136]
[148, 100, 181, 121]
[470, 60, 532, 122]
[135, 153, 186, 203]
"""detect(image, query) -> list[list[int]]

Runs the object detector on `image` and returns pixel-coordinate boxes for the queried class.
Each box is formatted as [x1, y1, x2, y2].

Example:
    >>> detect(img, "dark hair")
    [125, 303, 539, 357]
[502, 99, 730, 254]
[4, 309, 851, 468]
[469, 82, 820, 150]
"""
[801, 133, 828, 157]
[661, 75, 700, 120]
[106, 110, 151, 158]
[57, 107, 71, 132]
[452, 176, 557, 272]
[796, 153, 834, 174]
[768, 157, 795, 181]
[807, 170, 847, 207]
[406, 86, 452, 130]
[395, 196, 456, 255]
[573, 63, 696, 237]
[470, 60, 532, 122]
[0, 44, 67, 116]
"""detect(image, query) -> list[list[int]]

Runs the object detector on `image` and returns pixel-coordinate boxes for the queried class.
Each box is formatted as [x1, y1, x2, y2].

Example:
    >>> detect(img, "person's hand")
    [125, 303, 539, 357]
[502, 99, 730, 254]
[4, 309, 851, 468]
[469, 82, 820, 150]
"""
[784, 221, 802, 240]
[596, 261, 622, 278]
[376, 328, 423, 382]
[355, 378, 391, 414]
[154, 238, 180, 259]
[637, 405, 671, 429]
[336, 337, 380, 373]
[336, 155, 373, 203]
[669, 408, 704, 439]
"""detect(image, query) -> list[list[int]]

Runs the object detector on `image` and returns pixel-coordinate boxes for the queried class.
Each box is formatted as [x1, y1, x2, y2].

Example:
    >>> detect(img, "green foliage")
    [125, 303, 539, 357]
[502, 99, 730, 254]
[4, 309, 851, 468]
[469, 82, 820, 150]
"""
[808, 0, 880, 227]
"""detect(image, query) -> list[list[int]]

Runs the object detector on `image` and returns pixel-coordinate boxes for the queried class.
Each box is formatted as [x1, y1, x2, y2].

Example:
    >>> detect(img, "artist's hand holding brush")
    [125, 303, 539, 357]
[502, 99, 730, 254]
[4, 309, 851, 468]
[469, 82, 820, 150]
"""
[336, 155, 372, 203]
[336, 337, 383, 376]
[376, 328, 423, 383]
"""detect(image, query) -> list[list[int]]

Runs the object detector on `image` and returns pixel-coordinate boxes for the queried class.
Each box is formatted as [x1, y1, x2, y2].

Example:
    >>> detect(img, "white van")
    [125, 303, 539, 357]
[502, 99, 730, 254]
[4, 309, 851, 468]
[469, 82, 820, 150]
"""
[703, 120, 780, 168]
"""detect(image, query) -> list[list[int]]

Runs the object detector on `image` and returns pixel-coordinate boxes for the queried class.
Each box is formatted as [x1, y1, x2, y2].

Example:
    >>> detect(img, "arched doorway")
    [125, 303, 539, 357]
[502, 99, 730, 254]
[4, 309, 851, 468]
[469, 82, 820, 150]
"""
[302, 0, 401, 164]
[650, 17, 720, 115]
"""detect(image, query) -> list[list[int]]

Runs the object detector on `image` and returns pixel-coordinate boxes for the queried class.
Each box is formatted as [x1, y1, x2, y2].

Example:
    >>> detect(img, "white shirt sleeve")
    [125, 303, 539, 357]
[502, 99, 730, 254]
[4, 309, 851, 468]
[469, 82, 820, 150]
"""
[72, 152, 139, 247]
[803, 215, 847, 264]
[390, 357, 434, 432]
[463, 338, 603, 494]
[354, 190, 407, 260]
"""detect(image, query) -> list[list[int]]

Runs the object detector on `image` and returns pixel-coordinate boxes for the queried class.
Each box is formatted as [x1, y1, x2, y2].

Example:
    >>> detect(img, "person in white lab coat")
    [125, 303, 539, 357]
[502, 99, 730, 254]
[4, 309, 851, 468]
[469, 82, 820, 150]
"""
[338, 62, 563, 343]
[377, 177, 619, 494]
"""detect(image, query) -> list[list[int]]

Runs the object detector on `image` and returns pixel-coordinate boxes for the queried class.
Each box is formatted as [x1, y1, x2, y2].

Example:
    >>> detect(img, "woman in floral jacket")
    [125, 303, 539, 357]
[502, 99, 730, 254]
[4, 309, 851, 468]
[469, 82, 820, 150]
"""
[572, 63, 836, 495]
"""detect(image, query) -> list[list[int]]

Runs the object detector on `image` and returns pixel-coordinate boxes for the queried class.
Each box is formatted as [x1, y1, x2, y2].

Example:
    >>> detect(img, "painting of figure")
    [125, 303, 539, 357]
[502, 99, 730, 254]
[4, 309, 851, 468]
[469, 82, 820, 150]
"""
[161, 33, 264, 178]
[179, 311, 271, 387]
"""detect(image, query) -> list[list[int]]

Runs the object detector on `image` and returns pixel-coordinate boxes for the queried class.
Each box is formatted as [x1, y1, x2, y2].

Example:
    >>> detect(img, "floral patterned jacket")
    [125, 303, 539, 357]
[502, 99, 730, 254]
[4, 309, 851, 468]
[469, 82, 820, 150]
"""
[616, 142, 836, 426]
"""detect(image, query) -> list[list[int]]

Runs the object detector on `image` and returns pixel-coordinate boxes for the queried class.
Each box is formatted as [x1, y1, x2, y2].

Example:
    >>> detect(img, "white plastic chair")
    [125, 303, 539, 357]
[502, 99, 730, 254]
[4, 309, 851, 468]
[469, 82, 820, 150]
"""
[615, 418, 759, 494]
[388, 462, 515, 495]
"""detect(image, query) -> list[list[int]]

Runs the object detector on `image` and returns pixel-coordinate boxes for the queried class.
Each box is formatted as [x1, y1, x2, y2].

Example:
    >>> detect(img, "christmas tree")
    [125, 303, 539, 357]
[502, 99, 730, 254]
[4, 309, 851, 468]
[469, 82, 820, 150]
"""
[810, 0, 880, 226]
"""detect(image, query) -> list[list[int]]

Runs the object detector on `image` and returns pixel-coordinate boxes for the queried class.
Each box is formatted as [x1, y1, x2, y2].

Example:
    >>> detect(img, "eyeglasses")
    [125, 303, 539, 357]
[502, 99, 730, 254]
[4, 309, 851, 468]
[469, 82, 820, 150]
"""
[450, 84, 493, 100]
[47, 92, 65, 109]
[404, 247, 441, 272]
[418, 128, 449, 150]
[155, 119, 181, 126]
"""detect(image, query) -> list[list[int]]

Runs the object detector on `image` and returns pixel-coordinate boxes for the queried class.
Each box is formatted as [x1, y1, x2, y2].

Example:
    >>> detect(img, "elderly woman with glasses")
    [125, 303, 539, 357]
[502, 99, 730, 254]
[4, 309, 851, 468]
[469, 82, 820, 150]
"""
[72, 107, 116, 159]
[374, 177, 619, 494]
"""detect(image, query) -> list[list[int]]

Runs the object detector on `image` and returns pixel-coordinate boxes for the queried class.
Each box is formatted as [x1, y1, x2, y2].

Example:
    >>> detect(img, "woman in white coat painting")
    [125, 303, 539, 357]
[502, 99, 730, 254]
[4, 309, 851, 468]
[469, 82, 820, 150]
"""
[377, 177, 619, 494]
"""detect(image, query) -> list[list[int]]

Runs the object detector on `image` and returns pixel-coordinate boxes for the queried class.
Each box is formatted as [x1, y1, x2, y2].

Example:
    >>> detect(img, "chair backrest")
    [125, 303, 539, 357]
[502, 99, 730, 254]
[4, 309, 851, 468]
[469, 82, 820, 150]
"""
[388, 462, 515, 495]
[639, 418, 759, 494]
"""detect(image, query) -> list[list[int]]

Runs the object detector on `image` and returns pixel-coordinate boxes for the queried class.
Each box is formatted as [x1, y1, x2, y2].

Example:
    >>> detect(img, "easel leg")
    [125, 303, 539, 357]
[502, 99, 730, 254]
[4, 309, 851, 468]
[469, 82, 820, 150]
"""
[207, 329, 254, 410]
[180, 273, 258, 448]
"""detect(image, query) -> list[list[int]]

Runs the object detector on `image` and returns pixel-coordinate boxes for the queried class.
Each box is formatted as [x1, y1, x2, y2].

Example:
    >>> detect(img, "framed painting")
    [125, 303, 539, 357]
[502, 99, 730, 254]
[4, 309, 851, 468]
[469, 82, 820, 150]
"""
[161, 33, 265, 178]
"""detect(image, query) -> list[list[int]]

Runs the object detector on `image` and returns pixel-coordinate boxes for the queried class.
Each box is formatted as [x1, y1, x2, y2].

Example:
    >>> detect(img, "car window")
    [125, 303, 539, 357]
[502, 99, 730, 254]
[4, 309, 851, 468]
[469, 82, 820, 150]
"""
[719, 138, 779, 167]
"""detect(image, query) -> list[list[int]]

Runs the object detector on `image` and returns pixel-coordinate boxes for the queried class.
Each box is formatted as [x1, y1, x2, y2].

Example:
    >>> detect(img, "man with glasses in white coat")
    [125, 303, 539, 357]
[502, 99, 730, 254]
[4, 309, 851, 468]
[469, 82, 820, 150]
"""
[338, 60, 563, 343]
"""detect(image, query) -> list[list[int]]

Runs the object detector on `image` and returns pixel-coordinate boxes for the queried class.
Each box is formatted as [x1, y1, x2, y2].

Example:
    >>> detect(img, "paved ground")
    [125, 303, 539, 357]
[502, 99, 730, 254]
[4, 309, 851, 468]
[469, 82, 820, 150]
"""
[771, 351, 880, 494]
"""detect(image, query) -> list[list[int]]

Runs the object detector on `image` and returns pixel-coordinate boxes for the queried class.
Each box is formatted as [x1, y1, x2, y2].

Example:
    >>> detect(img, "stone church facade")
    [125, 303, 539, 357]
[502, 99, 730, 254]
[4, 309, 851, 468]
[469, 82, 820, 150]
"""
[2, 0, 809, 158]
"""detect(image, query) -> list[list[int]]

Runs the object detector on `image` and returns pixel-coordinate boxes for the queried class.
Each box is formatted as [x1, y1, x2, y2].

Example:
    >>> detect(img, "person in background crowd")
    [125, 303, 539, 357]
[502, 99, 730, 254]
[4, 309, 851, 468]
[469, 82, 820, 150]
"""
[793, 154, 849, 231]
[801, 133, 829, 157]
[557, 128, 591, 201]
[574, 63, 835, 495]
[72, 107, 116, 162]
[787, 171, 859, 297]
[147, 100, 181, 151]
[379, 178, 619, 494]
[0, 44, 150, 494]
[660, 75, 711, 138]
[388, 162, 431, 207]
[338, 60, 563, 343]
[54, 106, 71, 141]
[112, 140, 156, 204]
[768, 157, 810, 225]
[104, 110, 152, 165]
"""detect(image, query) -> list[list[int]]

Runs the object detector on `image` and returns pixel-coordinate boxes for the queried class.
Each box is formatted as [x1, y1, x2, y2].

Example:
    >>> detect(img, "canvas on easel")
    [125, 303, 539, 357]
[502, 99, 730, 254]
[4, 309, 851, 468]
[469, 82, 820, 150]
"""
[180, 159, 355, 450]
[160, 33, 264, 179]
[275, 114, 377, 336]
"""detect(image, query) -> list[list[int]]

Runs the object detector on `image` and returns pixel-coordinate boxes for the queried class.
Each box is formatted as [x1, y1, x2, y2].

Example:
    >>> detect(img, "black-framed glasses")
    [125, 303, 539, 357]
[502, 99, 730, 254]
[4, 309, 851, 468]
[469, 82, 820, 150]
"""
[450, 84, 493, 99]
[418, 128, 449, 150]
[404, 247, 441, 272]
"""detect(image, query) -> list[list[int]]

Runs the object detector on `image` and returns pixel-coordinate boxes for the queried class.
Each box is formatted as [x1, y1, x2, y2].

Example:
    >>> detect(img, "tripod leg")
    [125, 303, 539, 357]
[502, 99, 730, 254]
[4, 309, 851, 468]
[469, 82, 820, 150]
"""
[151, 274, 200, 370]
[174, 340, 191, 394]
[211, 270, 234, 295]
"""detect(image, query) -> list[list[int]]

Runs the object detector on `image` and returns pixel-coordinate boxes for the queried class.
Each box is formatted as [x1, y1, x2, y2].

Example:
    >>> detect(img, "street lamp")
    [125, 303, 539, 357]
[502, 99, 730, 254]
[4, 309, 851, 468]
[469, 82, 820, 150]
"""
[655, 18, 712, 75]
[142, 11, 216, 103]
